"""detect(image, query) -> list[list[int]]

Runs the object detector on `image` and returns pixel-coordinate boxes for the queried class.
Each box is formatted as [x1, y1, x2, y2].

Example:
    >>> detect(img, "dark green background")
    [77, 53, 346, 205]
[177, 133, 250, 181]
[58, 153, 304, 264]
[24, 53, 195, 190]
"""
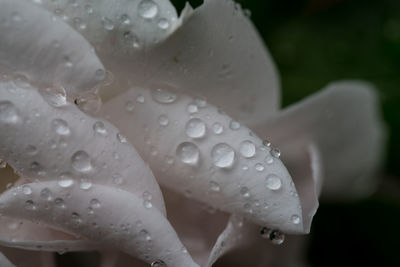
[171, 0, 399, 266]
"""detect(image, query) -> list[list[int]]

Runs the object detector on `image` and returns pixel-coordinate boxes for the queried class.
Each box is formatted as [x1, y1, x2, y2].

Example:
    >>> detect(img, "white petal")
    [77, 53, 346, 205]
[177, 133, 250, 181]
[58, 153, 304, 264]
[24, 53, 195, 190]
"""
[207, 215, 308, 267]
[102, 87, 306, 234]
[0, 80, 198, 266]
[0, 0, 104, 94]
[38, 0, 280, 126]
[255, 81, 386, 200]
[0, 181, 198, 267]
[0, 251, 15, 267]
[0, 216, 97, 252]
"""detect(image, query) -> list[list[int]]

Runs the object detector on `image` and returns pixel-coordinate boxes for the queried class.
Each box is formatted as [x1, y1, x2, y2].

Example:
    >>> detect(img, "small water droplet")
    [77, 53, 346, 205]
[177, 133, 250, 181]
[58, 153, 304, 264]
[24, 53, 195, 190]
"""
[51, 119, 70, 136]
[40, 86, 67, 107]
[194, 98, 207, 108]
[176, 142, 200, 166]
[40, 188, 52, 201]
[239, 140, 256, 158]
[240, 186, 250, 198]
[211, 143, 236, 169]
[58, 173, 74, 188]
[229, 120, 241, 130]
[26, 145, 37, 156]
[255, 163, 264, 172]
[260, 227, 285, 245]
[75, 92, 102, 114]
[138, 0, 159, 19]
[158, 115, 169, 126]
[54, 198, 66, 209]
[151, 259, 167, 267]
[22, 185, 32, 195]
[116, 133, 127, 143]
[291, 214, 300, 224]
[266, 174, 282, 191]
[101, 17, 114, 30]
[25, 200, 36, 210]
[271, 148, 281, 158]
[84, 4, 93, 14]
[90, 199, 101, 209]
[151, 88, 177, 104]
[136, 95, 145, 103]
[0, 101, 19, 124]
[119, 14, 131, 25]
[93, 121, 107, 135]
[212, 122, 223, 135]
[71, 212, 82, 224]
[112, 173, 124, 185]
[157, 18, 169, 29]
[209, 181, 220, 192]
[71, 151, 92, 172]
[185, 118, 206, 138]
[265, 156, 274, 164]
[125, 101, 135, 112]
[79, 179, 92, 190]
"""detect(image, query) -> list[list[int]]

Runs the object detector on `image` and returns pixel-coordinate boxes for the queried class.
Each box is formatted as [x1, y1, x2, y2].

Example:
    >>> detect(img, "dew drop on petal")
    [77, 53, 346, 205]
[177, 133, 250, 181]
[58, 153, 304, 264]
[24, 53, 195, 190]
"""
[116, 133, 127, 143]
[212, 122, 223, 135]
[240, 186, 250, 198]
[93, 121, 107, 135]
[125, 101, 134, 112]
[22, 185, 32, 195]
[40, 188, 52, 201]
[136, 95, 145, 103]
[176, 142, 200, 166]
[51, 119, 70, 136]
[79, 179, 92, 190]
[25, 200, 36, 210]
[211, 143, 236, 169]
[90, 199, 101, 209]
[209, 181, 220, 192]
[71, 151, 92, 172]
[157, 18, 169, 30]
[40, 86, 67, 107]
[158, 115, 169, 126]
[255, 163, 264, 172]
[291, 214, 300, 225]
[265, 156, 274, 164]
[138, 0, 159, 19]
[101, 17, 114, 30]
[260, 227, 285, 245]
[239, 140, 256, 158]
[266, 174, 282, 191]
[151, 259, 167, 267]
[229, 120, 241, 130]
[185, 118, 206, 138]
[0, 101, 19, 124]
[54, 198, 66, 209]
[271, 148, 281, 158]
[186, 104, 198, 114]
[151, 88, 177, 104]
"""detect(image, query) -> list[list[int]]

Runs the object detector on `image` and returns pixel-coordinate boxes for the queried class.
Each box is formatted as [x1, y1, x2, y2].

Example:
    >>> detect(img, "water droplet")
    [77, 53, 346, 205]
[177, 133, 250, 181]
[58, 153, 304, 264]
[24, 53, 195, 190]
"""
[58, 173, 74, 188]
[212, 122, 223, 135]
[186, 104, 199, 114]
[229, 120, 241, 130]
[157, 18, 169, 29]
[101, 17, 114, 30]
[22, 185, 32, 195]
[291, 214, 300, 224]
[119, 14, 131, 25]
[255, 163, 264, 172]
[90, 199, 101, 209]
[158, 115, 169, 126]
[271, 148, 281, 158]
[26, 145, 38, 155]
[71, 151, 92, 172]
[0, 101, 19, 124]
[25, 200, 36, 210]
[40, 188, 52, 201]
[209, 181, 220, 192]
[151, 259, 167, 267]
[260, 227, 285, 245]
[240, 186, 250, 198]
[122, 31, 140, 48]
[84, 4, 93, 14]
[194, 98, 207, 108]
[151, 88, 177, 104]
[185, 118, 206, 138]
[138, 0, 159, 19]
[93, 121, 107, 135]
[239, 140, 256, 158]
[125, 101, 134, 112]
[79, 179, 92, 190]
[143, 200, 153, 209]
[176, 142, 200, 166]
[51, 119, 70, 136]
[40, 86, 67, 107]
[94, 69, 106, 81]
[136, 95, 145, 103]
[54, 198, 66, 209]
[266, 174, 282, 191]
[0, 160, 6, 168]
[71, 212, 82, 224]
[112, 173, 124, 185]
[75, 93, 102, 114]
[116, 133, 127, 143]
[265, 156, 274, 164]
[211, 143, 236, 169]
[263, 139, 271, 147]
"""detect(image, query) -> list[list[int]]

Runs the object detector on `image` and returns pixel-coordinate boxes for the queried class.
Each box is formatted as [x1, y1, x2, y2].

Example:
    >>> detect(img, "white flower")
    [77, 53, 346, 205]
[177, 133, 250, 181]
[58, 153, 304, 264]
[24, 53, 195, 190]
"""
[0, 0, 385, 266]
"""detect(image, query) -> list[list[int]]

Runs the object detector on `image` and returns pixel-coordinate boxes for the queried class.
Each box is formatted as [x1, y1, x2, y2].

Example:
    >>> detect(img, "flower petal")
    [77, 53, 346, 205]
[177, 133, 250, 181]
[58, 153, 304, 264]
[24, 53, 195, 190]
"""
[0, 181, 198, 267]
[0, 247, 54, 267]
[0, 80, 198, 266]
[37, 0, 280, 126]
[0, 251, 15, 267]
[0, 216, 97, 252]
[0, 0, 105, 94]
[254, 81, 386, 200]
[102, 87, 306, 234]
[207, 215, 308, 267]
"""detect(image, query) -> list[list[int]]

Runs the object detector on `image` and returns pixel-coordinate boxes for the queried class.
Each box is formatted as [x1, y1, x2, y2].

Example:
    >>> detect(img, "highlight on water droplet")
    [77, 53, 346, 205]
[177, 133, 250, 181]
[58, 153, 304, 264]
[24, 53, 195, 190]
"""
[211, 143, 236, 169]
[176, 142, 200, 166]
[185, 118, 206, 139]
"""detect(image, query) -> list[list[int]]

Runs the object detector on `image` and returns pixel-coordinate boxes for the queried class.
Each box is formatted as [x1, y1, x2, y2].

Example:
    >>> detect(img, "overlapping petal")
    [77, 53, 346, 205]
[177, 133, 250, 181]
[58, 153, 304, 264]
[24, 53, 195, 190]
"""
[0, 251, 15, 267]
[0, 81, 198, 266]
[0, 0, 105, 94]
[255, 81, 386, 200]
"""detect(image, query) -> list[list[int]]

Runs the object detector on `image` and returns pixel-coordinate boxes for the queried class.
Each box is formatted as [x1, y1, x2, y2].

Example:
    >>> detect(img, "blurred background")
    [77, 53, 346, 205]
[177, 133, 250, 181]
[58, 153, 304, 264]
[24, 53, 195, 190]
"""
[169, 0, 399, 266]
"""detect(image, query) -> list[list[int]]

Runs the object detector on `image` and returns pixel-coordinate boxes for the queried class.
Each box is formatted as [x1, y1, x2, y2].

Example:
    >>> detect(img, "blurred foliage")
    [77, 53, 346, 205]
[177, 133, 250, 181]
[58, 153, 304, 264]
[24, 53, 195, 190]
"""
[169, 0, 400, 266]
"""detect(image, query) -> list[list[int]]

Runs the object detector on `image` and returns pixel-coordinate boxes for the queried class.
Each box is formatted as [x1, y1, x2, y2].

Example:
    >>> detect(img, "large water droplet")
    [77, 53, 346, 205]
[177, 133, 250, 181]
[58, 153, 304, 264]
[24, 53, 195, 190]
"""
[151, 88, 177, 104]
[51, 119, 70, 136]
[0, 101, 19, 124]
[138, 0, 159, 19]
[71, 151, 92, 172]
[239, 140, 256, 158]
[266, 174, 282, 191]
[185, 118, 206, 139]
[211, 143, 236, 169]
[176, 142, 200, 166]
[58, 173, 74, 188]
[75, 93, 102, 114]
